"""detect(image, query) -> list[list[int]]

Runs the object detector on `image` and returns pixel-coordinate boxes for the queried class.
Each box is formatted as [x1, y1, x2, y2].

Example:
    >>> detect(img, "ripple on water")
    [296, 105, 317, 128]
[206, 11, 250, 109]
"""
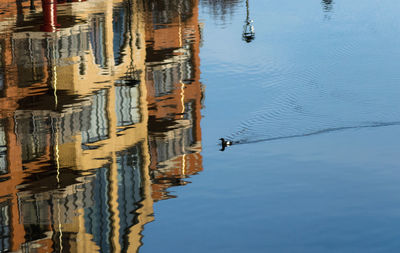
[208, 23, 400, 147]
[223, 61, 400, 145]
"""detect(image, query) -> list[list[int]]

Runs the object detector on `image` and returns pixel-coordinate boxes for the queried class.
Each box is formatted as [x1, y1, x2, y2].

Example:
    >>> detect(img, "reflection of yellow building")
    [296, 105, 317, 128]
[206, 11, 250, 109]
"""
[0, 0, 204, 252]
[0, 0, 156, 251]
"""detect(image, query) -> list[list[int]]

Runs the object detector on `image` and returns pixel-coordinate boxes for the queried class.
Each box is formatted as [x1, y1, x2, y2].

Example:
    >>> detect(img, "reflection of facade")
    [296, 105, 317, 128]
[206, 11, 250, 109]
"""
[0, 0, 203, 252]
[144, 0, 204, 201]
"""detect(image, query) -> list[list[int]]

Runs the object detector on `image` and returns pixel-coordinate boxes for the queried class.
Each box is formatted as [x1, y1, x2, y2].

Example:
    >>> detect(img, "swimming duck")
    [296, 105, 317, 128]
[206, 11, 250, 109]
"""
[219, 138, 232, 151]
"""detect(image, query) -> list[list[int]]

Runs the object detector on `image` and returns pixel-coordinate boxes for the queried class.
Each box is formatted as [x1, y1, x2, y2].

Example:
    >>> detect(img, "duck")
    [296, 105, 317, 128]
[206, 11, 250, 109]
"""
[219, 138, 233, 151]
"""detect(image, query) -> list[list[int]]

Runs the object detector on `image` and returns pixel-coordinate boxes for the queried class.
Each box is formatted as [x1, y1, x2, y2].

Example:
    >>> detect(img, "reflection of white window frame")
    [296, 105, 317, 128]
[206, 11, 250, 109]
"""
[81, 90, 109, 144]
[152, 59, 194, 98]
[115, 86, 141, 127]
[153, 67, 175, 97]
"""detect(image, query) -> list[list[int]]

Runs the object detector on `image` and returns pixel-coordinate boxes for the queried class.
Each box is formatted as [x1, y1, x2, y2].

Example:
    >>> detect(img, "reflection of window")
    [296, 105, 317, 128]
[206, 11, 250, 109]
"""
[19, 195, 61, 249]
[83, 144, 144, 252]
[183, 101, 196, 146]
[115, 86, 141, 127]
[56, 32, 90, 59]
[153, 134, 190, 163]
[152, 101, 197, 163]
[20, 197, 51, 225]
[0, 201, 10, 252]
[183, 126, 195, 149]
[17, 116, 48, 163]
[60, 110, 84, 144]
[152, 67, 176, 97]
[81, 90, 109, 145]
[0, 73, 4, 97]
[184, 100, 200, 146]
[0, 40, 4, 97]
[0, 124, 7, 175]
[90, 15, 108, 68]
[116, 144, 142, 251]
[183, 58, 194, 81]
[13, 38, 46, 87]
[84, 165, 112, 252]
[151, 61, 194, 97]
[113, 4, 128, 66]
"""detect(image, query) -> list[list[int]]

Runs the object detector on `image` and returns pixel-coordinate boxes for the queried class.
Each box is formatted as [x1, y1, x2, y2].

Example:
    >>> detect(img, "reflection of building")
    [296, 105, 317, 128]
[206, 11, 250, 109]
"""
[0, 0, 204, 251]
[0, 0, 154, 251]
[144, 0, 204, 201]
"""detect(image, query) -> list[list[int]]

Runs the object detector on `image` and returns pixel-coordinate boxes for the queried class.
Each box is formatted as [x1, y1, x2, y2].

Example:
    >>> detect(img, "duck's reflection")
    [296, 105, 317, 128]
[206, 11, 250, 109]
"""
[0, 0, 203, 251]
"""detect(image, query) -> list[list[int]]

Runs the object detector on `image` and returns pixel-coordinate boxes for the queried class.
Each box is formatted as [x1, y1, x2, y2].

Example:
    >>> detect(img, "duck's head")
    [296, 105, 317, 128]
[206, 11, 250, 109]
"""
[219, 138, 233, 151]
[219, 138, 226, 151]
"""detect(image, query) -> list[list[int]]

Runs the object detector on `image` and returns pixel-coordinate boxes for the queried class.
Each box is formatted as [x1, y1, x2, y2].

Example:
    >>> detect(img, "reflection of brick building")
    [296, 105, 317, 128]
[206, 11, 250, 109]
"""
[144, 0, 204, 201]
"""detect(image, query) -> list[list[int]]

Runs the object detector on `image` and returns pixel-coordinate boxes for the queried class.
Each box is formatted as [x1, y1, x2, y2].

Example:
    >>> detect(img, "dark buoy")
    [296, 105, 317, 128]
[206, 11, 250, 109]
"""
[219, 138, 233, 151]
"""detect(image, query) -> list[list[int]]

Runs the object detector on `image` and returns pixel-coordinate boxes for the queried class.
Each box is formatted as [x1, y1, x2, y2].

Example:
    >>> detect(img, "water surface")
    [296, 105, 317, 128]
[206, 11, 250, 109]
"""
[0, 0, 399, 252]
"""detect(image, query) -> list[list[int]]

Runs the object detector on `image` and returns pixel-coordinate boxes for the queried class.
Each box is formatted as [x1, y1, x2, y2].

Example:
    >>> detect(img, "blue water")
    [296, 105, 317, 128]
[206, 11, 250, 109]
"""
[0, 0, 399, 251]
[141, 0, 400, 252]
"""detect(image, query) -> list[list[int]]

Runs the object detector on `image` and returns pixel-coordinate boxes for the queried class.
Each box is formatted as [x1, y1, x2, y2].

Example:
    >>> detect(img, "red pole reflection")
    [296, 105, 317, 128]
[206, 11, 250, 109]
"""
[40, 0, 59, 32]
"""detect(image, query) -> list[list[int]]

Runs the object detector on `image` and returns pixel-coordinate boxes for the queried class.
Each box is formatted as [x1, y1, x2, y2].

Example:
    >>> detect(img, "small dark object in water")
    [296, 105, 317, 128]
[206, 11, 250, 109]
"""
[219, 138, 232, 151]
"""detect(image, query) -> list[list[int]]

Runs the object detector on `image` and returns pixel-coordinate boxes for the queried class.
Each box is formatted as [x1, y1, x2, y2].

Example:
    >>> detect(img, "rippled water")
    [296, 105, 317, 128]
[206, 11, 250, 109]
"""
[207, 1, 400, 148]
[0, 0, 399, 252]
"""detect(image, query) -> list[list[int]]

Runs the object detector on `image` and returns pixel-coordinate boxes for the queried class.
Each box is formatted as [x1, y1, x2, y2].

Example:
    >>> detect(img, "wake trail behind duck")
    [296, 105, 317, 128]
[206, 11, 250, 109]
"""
[229, 121, 400, 146]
